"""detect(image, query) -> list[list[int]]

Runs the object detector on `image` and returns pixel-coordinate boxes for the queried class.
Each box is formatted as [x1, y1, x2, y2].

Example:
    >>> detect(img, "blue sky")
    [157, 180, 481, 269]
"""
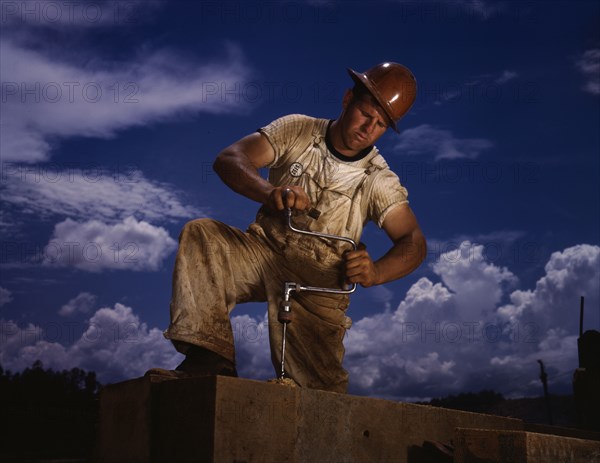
[1, 0, 599, 401]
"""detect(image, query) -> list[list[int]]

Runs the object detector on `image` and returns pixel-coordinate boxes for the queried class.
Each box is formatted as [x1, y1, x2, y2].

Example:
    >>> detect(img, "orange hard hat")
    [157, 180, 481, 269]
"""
[347, 62, 417, 132]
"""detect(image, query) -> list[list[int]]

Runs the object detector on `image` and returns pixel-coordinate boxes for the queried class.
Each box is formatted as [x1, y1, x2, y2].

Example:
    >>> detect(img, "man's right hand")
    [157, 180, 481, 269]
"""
[267, 185, 311, 212]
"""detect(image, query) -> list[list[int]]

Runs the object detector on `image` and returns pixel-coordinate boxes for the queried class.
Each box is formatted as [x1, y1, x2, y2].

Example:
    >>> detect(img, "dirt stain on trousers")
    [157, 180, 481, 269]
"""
[164, 215, 352, 393]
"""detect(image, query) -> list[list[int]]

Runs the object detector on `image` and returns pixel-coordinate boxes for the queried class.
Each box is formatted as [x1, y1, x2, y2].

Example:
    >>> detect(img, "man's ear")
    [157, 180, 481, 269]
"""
[342, 89, 353, 108]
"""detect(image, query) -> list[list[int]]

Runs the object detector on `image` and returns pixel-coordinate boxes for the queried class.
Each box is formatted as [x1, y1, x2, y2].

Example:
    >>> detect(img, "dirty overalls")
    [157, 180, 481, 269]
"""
[164, 114, 409, 393]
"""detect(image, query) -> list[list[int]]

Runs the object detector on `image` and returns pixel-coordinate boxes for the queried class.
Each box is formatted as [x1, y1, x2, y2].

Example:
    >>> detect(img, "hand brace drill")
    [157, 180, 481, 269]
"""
[278, 189, 358, 379]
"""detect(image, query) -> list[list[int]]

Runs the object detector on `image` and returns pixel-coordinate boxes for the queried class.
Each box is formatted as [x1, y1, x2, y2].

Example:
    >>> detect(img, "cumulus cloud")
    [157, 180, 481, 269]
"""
[0, 302, 274, 384]
[51, 240, 580, 399]
[0, 38, 252, 163]
[405, 352, 456, 383]
[0, 302, 183, 383]
[575, 48, 600, 95]
[432, 241, 518, 318]
[231, 313, 273, 380]
[43, 217, 177, 272]
[0, 287, 13, 307]
[344, 242, 599, 399]
[426, 230, 527, 266]
[1, 167, 201, 224]
[58, 292, 97, 316]
[394, 277, 455, 325]
[497, 244, 600, 334]
[71, 303, 182, 381]
[2, 243, 597, 398]
[1, 320, 48, 367]
[394, 124, 493, 160]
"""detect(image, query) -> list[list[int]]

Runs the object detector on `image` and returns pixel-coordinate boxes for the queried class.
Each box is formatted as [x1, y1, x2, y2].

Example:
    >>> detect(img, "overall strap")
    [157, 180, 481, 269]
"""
[346, 156, 387, 231]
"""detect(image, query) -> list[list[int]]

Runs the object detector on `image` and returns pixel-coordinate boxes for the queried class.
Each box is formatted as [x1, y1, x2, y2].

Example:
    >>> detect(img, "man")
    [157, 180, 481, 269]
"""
[148, 62, 426, 393]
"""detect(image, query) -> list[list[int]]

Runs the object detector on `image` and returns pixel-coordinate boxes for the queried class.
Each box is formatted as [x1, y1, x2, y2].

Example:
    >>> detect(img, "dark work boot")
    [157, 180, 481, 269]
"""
[145, 345, 238, 378]
[175, 345, 238, 377]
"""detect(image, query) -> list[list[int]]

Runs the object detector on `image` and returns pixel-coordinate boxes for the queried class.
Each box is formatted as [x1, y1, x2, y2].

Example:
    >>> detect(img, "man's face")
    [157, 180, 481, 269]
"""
[338, 91, 390, 152]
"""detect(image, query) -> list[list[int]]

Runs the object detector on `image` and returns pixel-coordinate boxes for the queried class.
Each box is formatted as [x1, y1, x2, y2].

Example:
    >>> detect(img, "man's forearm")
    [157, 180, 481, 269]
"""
[373, 232, 427, 284]
[213, 150, 274, 205]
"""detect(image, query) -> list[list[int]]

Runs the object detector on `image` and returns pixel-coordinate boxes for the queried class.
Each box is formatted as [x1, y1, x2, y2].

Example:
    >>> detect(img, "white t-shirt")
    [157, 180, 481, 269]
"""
[257, 114, 409, 244]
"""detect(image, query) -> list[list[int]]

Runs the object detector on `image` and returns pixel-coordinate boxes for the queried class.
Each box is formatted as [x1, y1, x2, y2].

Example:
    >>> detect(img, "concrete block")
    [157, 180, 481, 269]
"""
[524, 422, 600, 442]
[94, 375, 174, 463]
[95, 375, 526, 463]
[294, 389, 522, 463]
[454, 428, 600, 463]
[206, 376, 297, 463]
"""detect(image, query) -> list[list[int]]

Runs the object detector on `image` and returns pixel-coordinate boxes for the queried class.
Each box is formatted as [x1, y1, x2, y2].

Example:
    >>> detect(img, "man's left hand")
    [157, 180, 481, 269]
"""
[344, 244, 380, 288]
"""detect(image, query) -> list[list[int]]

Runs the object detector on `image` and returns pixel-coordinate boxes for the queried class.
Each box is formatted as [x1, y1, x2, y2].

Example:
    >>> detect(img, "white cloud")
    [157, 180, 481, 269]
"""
[231, 312, 273, 380]
[405, 352, 456, 383]
[427, 230, 527, 265]
[0, 320, 46, 364]
[0, 39, 252, 163]
[498, 244, 600, 333]
[432, 241, 518, 318]
[490, 330, 578, 392]
[70, 303, 182, 381]
[394, 124, 493, 160]
[0, 305, 276, 384]
[0, 303, 274, 384]
[1, 167, 201, 224]
[345, 242, 599, 399]
[58, 292, 97, 316]
[0, 287, 13, 307]
[43, 217, 177, 272]
[346, 276, 461, 398]
[0, 303, 183, 383]
[394, 277, 454, 324]
[575, 49, 600, 95]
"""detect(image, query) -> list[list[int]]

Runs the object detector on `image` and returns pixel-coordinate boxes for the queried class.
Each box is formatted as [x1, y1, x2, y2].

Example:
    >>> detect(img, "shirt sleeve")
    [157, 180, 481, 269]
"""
[258, 114, 313, 168]
[367, 169, 409, 228]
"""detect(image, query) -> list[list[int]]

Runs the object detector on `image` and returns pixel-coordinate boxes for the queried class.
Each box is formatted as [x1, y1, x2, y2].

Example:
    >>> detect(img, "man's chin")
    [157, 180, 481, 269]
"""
[355, 131, 375, 147]
[352, 139, 371, 151]
[339, 134, 370, 154]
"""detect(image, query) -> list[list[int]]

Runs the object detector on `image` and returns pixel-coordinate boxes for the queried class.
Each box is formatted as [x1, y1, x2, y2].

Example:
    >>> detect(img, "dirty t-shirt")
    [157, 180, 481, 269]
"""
[253, 113, 409, 252]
